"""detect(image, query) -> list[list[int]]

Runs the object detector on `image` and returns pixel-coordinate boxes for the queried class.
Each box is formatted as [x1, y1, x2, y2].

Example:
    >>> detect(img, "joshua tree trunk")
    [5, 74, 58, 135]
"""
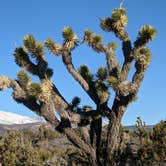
[104, 100, 127, 166]
[106, 118, 121, 166]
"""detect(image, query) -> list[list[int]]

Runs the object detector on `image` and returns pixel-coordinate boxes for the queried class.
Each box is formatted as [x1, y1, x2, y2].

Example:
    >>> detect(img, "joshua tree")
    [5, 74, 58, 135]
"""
[0, 5, 156, 166]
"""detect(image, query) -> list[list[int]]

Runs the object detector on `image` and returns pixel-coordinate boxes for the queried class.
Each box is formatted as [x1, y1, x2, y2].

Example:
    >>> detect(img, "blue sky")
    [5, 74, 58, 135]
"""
[0, 0, 165, 125]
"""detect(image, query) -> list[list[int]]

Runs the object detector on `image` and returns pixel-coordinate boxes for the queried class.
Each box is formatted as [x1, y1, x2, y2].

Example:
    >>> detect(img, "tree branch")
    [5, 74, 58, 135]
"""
[119, 35, 133, 82]
[61, 48, 102, 105]
[0, 75, 25, 96]
[103, 45, 119, 74]
[62, 49, 89, 91]
[0, 75, 61, 125]
[131, 68, 146, 93]
[13, 47, 39, 76]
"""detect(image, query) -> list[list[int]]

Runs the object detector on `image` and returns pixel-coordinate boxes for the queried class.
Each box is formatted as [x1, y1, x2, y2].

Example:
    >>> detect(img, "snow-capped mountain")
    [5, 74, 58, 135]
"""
[0, 110, 41, 124]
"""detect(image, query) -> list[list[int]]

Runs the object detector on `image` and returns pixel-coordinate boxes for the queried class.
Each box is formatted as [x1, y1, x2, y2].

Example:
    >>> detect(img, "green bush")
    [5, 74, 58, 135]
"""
[0, 130, 53, 166]
[38, 124, 57, 140]
[137, 120, 166, 164]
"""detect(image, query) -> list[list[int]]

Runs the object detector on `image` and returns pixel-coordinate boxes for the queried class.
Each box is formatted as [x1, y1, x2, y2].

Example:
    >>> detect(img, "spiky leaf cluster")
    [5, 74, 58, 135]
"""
[28, 83, 42, 97]
[108, 42, 118, 51]
[38, 81, 53, 102]
[70, 97, 81, 110]
[93, 35, 103, 43]
[100, 8, 128, 41]
[134, 25, 157, 47]
[13, 47, 29, 67]
[78, 65, 93, 82]
[96, 67, 107, 80]
[98, 91, 109, 104]
[112, 8, 126, 20]
[62, 27, 76, 41]
[100, 8, 128, 30]
[84, 30, 103, 43]
[135, 47, 152, 70]
[107, 76, 119, 90]
[117, 81, 131, 96]
[45, 38, 62, 55]
[84, 29, 93, 39]
[100, 18, 113, 32]
[107, 65, 120, 90]
[83, 30, 103, 52]
[23, 35, 45, 60]
[17, 70, 30, 88]
[62, 27, 78, 50]
[0, 76, 11, 90]
[44, 38, 55, 50]
[14, 36, 53, 79]
[94, 79, 109, 104]
[112, 8, 128, 28]
[95, 80, 108, 92]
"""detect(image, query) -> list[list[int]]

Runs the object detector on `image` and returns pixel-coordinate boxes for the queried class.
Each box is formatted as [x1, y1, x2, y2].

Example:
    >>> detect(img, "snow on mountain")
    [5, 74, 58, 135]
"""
[0, 110, 41, 124]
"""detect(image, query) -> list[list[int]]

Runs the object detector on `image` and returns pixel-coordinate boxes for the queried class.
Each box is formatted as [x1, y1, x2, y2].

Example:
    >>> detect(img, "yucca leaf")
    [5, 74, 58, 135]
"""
[17, 70, 30, 87]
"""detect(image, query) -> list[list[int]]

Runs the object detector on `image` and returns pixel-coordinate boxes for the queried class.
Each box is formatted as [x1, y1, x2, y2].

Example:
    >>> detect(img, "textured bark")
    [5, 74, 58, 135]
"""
[23, 62, 39, 76]
[65, 63, 89, 91]
[104, 46, 119, 72]
[62, 50, 89, 91]
[80, 126, 90, 143]
[122, 40, 132, 58]
[120, 39, 133, 82]
[104, 98, 128, 166]
[37, 58, 48, 79]
[104, 56, 148, 165]
[106, 54, 118, 73]
[40, 102, 60, 126]
[120, 57, 133, 82]
[105, 118, 121, 166]
[64, 128, 98, 165]
[64, 128, 91, 153]
[132, 69, 146, 87]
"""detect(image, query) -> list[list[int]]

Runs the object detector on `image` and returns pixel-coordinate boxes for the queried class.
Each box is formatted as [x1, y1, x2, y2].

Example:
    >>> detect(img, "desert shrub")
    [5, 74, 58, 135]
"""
[137, 120, 166, 164]
[150, 120, 166, 161]
[134, 117, 149, 139]
[23, 128, 38, 139]
[0, 130, 53, 166]
[110, 118, 166, 165]
[38, 124, 57, 140]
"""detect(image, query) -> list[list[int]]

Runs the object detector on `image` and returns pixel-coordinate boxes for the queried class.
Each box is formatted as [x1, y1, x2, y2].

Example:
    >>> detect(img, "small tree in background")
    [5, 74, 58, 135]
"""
[138, 120, 166, 164]
[0, 3, 156, 165]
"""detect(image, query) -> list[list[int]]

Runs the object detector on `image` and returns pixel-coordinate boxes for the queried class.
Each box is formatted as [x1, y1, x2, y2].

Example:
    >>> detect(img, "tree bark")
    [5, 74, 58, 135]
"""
[63, 128, 98, 165]
[104, 98, 128, 166]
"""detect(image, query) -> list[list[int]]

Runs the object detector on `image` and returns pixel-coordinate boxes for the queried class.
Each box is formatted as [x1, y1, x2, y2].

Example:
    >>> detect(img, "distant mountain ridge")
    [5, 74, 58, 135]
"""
[0, 110, 41, 125]
[125, 125, 154, 131]
[0, 110, 154, 132]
